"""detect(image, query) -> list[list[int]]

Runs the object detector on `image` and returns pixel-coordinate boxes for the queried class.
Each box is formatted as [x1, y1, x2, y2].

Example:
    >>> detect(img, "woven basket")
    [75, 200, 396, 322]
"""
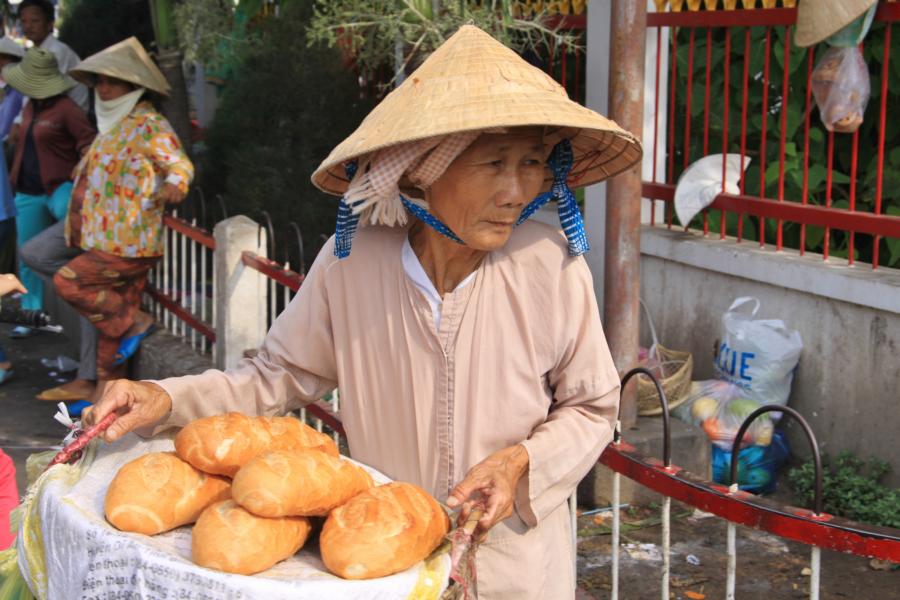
[637, 345, 694, 416]
[637, 301, 694, 416]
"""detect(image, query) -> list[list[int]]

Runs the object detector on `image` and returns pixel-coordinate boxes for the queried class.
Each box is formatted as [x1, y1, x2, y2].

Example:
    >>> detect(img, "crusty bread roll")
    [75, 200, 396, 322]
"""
[175, 413, 338, 477]
[192, 500, 312, 575]
[259, 415, 339, 457]
[320, 482, 450, 579]
[105, 452, 230, 535]
[232, 449, 373, 517]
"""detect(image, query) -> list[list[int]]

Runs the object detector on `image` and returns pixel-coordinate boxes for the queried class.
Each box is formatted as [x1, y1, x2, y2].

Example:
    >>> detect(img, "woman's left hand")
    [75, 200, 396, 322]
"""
[446, 444, 530, 540]
[159, 183, 186, 204]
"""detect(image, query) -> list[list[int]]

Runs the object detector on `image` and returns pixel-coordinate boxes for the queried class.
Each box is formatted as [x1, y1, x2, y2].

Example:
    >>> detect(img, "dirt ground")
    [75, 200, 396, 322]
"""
[575, 504, 900, 600]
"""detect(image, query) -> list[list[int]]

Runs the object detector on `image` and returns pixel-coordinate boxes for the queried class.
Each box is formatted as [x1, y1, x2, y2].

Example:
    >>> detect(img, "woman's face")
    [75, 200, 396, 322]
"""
[95, 75, 134, 102]
[426, 130, 548, 252]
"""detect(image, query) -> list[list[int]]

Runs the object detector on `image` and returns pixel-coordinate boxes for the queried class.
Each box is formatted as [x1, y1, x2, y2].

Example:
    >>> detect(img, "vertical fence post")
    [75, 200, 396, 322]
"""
[213, 216, 268, 370]
[604, 0, 646, 430]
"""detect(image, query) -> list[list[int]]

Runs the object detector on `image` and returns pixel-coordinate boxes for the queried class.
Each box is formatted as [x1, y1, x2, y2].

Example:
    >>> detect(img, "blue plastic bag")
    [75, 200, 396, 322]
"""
[711, 430, 790, 494]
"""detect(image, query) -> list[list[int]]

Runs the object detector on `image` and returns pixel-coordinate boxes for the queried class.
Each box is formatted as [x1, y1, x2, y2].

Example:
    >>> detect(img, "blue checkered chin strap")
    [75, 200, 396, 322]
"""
[334, 139, 588, 258]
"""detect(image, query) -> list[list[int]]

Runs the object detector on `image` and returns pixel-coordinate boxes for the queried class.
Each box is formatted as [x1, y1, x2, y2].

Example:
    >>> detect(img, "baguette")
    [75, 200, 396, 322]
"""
[175, 413, 338, 477]
[232, 449, 373, 517]
[320, 482, 450, 579]
[191, 500, 312, 575]
[105, 452, 230, 535]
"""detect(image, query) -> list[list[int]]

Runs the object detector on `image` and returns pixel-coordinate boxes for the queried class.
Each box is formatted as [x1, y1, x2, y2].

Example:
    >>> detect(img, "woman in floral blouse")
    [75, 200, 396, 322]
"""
[53, 38, 193, 381]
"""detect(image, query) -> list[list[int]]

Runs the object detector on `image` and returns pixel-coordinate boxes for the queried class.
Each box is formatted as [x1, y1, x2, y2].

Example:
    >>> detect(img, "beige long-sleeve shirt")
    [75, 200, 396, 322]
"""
[153, 220, 620, 599]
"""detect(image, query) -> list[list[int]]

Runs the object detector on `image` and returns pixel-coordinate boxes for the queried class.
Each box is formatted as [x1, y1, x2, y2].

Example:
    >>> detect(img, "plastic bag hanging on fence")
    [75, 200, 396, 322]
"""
[811, 46, 870, 133]
[714, 297, 803, 408]
[674, 154, 751, 227]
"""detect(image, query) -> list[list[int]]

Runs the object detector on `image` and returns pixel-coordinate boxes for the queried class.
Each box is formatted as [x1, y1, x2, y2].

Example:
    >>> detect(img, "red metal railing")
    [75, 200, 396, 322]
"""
[645, 4, 900, 269]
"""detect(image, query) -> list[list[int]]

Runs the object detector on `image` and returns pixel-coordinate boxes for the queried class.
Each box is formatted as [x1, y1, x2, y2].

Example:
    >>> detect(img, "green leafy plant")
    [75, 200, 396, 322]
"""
[199, 0, 376, 267]
[307, 0, 581, 89]
[669, 23, 900, 267]
[788, 451, 900, 528]
[58, 0, 155, 58]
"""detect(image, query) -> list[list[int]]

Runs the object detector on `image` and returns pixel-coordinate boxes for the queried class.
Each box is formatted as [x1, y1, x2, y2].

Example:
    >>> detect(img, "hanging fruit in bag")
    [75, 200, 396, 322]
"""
[796, 0, 877, 133]
[810, 47, 870, 133]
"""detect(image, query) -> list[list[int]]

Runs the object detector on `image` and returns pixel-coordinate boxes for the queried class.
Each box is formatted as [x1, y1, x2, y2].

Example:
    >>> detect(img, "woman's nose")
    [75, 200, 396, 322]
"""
[496, 174, 531, 208]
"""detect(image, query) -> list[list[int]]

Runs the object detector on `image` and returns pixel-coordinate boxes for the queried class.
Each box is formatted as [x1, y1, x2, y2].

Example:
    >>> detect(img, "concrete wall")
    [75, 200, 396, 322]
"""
[640, 226, 900, 486]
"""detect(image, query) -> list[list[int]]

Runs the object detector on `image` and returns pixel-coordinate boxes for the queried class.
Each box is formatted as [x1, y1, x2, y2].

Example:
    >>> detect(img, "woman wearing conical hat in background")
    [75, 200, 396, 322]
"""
[50, 37, 193, 388]
[3, 47, 95, 337]
[85, 26, 640, 597]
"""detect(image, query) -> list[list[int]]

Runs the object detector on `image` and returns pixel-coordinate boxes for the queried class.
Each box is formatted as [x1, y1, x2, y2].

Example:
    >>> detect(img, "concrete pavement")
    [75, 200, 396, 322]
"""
[0, 322, 82, 496]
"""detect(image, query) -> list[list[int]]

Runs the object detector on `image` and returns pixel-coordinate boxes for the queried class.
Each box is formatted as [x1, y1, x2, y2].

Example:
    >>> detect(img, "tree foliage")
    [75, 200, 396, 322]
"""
[200, 0, 376, 269]
[57, 0, 154, 59]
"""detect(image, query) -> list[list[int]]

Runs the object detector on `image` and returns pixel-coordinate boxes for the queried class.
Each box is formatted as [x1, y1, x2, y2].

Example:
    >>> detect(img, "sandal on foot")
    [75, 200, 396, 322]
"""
[113, 324, 157, 366]
[9, 326, 34, 339]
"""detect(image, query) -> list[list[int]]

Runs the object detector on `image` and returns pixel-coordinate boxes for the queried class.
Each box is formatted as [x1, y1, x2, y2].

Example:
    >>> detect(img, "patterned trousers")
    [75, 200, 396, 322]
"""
[54, 249, 158, 380]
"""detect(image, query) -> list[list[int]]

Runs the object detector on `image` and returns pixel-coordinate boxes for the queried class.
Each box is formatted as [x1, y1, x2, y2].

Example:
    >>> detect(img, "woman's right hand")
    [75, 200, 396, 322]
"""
[82, 380, 173, 443]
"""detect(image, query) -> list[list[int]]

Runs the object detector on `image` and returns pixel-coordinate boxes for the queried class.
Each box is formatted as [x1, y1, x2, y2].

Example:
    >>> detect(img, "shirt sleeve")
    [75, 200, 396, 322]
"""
[145, 115, 194, 196]
[64, 102, 96, 154]
[515, 256, 620, 527]
[0, 90, 23, 141]
[147, 238, 340, 434]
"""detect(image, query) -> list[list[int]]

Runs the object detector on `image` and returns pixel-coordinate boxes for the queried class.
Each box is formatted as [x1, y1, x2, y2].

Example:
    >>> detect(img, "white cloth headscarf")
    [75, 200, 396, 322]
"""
[345, 132, 481, 227]
[95, 87, 144, 134]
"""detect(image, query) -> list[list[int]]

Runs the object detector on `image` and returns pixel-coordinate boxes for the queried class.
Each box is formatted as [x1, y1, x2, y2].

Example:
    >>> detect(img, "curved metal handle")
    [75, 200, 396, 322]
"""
[258, 210, 276, 258]
[195, 186, 208, 229]
[620, 366, 671, 467]
[288, 222, 305, 276]
[215, 194, 229, 221]
[729, 404, 823, 515]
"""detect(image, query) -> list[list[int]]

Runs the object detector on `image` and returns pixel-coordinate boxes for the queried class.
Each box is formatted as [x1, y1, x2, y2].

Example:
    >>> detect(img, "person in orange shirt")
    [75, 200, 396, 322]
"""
[53, 38, 192, 384]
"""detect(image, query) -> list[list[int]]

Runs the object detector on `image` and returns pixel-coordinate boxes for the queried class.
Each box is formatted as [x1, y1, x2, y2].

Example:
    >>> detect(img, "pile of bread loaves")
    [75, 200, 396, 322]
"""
[104, 413, 450, 578]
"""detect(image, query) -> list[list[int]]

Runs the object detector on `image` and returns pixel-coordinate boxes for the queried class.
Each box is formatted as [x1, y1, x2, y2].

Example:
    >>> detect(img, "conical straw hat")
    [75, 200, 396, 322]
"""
[69, 37, 171, 96]
[312, 25, 642, 196]
[2, 48, 75, 100]
[795, 0, 876, 47]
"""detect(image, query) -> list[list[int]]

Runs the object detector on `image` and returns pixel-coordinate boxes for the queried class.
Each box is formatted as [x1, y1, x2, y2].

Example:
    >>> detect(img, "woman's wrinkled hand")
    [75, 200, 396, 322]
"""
[81, 380, 173, 443]
[446, 444, 530, 540]
[158, 183, 186, 205]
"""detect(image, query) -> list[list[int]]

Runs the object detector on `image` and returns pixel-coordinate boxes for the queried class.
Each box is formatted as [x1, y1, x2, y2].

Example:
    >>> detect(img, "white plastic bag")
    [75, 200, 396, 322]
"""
[713, 297, 802, 408]
[672, 380, 774, 450]
[811, 46, 870, 133]
[674, 153, 751, 227]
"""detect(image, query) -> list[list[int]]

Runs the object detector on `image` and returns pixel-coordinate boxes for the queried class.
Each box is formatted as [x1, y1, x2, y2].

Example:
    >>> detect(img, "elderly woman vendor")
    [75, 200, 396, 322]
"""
[85, 26, 641, 598]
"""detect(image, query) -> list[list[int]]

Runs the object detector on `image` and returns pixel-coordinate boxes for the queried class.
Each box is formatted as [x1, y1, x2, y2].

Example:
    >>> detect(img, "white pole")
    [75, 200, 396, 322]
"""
[163, 219, 170, 333]
[726, 522, 737, 600]
[201, 242, 207, 354]
[810, 546, 821, 600]
[180, 222, 187, 339]
[612, 470, 620, 600]
[661, 495, 670, 600]
[190, 220, 198, 350]
[211, 249, 217, 364]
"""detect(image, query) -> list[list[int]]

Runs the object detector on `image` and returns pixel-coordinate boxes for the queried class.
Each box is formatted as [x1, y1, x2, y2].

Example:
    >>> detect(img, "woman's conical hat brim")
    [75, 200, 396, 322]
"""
[69, 37, 171, 96]
[795, 0, 876, 47]
[312, 25, 642, 196]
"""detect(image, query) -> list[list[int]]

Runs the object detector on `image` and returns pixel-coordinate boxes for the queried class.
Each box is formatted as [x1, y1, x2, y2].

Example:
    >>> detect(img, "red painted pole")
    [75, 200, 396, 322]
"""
[605, 0, 646, 430]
